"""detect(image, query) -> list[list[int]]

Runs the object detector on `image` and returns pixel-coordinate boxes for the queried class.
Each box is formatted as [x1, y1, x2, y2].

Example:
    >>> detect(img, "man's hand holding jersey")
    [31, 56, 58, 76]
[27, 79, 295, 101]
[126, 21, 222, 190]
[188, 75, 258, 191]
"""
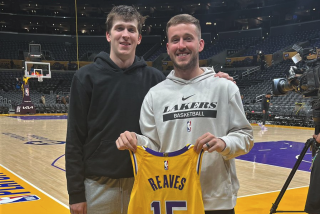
[117, 131, 226, 155]
[116, 131, 137, 152]
[194, 132, 226, 153]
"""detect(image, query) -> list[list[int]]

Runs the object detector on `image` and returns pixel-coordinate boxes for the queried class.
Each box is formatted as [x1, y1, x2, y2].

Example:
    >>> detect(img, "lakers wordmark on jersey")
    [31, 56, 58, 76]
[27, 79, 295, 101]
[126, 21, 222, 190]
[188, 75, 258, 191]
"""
[128, 144, 205, 214]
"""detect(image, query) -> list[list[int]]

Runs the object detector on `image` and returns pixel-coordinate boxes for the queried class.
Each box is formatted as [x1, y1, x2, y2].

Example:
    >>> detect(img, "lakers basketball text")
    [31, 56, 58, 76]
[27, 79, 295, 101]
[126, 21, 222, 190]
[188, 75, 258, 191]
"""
[163, 102, 217, 121]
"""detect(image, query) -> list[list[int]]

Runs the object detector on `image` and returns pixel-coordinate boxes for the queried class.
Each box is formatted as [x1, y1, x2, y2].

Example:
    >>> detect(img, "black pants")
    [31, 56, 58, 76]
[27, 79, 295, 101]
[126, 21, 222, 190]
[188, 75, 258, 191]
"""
[262, 110, 268, 125]
[305, 148, 320, 214]
[205, 209, 235, 214]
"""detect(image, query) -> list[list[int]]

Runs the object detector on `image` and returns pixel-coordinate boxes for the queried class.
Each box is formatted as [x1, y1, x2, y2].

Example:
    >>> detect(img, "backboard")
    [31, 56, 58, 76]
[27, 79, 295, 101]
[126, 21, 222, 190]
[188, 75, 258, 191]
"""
[24, 61, 51, 79]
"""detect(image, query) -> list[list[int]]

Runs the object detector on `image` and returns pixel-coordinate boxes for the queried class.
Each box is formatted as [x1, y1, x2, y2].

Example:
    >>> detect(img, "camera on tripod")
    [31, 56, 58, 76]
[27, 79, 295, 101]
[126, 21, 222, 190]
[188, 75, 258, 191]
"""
[272, 44, 320, 97]
[269, 44, 320, 214]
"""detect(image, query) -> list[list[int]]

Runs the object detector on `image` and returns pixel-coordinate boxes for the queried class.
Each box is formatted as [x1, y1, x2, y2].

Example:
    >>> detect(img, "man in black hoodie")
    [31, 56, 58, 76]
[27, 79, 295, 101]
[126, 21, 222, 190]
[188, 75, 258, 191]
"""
[66, 5, 233, 214]
[66, 5, 165, 214]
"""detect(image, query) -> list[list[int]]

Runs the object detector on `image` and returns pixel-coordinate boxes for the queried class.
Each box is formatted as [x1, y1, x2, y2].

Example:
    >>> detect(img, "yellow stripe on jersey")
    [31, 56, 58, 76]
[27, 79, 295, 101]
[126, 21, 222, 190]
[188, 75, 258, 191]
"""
[128, 145, 205, 214]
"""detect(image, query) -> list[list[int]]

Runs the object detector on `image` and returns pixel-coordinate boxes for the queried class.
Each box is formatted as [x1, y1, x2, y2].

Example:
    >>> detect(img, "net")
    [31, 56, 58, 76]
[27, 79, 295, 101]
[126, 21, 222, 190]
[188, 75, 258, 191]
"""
[38, 74, 43, 82]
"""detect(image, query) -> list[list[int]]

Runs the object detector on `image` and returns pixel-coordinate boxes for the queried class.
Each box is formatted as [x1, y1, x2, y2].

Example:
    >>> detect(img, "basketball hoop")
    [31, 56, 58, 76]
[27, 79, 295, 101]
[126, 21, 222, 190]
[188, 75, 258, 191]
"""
[38, 75, 43, 82]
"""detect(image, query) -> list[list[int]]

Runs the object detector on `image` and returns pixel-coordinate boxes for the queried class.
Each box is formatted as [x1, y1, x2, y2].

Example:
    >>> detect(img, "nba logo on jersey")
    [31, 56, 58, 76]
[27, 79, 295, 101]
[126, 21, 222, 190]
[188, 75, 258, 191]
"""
[187, 121, 191, 132]
[164, 160, 169, 170]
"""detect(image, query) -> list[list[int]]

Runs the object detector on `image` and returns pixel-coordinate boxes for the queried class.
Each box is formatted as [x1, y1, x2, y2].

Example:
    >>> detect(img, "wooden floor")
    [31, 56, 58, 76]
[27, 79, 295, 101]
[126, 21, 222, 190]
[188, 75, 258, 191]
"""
[0, 114, 314, 213]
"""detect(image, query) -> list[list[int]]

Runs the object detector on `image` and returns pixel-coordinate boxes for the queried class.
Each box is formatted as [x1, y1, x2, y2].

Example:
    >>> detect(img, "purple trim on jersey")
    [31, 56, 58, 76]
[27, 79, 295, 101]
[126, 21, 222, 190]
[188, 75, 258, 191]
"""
[197, 150, 204, 175]
[143, 145, 190, 157]
[132, 151, 138, 175]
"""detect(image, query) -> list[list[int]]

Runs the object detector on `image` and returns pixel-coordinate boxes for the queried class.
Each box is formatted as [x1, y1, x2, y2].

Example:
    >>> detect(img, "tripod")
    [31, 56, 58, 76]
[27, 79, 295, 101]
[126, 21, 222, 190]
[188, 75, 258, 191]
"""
[269, 138, 314, 213]
[270, 99, 320, 213]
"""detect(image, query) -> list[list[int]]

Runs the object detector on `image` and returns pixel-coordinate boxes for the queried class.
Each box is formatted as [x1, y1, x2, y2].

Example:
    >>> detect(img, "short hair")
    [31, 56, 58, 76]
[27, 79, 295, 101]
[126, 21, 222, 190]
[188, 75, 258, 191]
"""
[266, 92, 272, 95]
[166, 14, 201, 39]
[106, 5, 146, 35]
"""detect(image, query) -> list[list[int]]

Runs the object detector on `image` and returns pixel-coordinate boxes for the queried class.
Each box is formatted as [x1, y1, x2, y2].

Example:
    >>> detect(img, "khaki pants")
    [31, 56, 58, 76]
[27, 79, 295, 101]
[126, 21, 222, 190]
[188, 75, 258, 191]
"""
[85, 176, 134, 214]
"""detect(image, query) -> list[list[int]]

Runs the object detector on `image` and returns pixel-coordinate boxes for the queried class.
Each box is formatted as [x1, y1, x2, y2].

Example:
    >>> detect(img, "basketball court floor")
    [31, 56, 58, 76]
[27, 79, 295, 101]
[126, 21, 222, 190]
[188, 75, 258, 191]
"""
[0, 114, 314, 213]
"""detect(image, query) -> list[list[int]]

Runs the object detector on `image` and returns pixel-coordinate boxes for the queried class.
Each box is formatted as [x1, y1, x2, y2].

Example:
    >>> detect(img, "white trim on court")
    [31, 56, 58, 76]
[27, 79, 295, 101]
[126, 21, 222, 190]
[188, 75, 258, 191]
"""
[236, 158, 311, 172]
[238, 185, 309, 198]
[0, 163, 69, 209]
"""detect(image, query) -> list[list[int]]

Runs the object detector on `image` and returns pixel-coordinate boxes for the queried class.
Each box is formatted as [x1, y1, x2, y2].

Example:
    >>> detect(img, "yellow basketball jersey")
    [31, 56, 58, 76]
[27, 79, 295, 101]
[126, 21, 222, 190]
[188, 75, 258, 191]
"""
[128, 144, 205, 214]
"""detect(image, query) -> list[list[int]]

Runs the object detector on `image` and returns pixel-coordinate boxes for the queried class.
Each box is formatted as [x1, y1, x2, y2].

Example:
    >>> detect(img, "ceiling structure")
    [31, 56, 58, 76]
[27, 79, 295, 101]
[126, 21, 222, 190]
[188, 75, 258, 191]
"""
[0, 0, 319, 36]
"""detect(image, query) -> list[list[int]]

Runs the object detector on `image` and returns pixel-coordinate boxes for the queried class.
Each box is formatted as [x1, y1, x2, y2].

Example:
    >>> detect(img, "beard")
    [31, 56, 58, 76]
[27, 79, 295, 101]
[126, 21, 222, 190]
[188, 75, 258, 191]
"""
[171, 53, 198, 71]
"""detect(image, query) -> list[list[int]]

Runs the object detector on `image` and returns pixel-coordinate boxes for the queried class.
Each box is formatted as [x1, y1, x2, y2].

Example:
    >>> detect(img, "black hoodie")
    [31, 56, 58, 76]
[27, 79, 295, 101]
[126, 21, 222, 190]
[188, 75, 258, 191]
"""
[65, 52, 165, 204]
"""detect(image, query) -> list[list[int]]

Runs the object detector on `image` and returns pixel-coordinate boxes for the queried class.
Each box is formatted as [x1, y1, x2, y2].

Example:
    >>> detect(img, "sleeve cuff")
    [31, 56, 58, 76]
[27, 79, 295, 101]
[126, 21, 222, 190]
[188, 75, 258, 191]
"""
[69, 192, 86, 205]
[218, 137, 231, 156]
